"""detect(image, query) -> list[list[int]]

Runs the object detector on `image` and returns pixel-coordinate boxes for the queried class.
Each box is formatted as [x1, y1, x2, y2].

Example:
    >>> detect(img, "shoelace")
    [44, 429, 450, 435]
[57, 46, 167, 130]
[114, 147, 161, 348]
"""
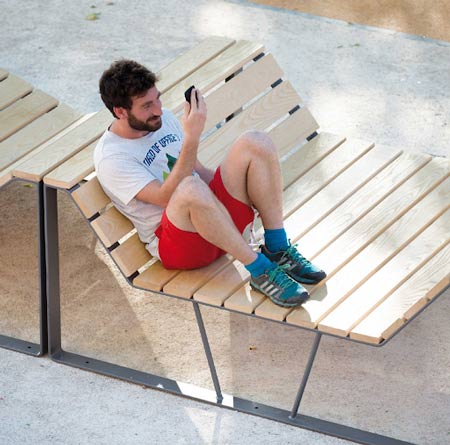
[268, 264, 295, 289]
[285, 243, 311, 266]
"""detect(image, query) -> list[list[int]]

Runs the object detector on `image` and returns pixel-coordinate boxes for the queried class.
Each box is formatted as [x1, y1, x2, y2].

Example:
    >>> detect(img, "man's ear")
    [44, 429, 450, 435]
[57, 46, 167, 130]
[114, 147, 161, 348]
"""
[113, 106, 128, 120]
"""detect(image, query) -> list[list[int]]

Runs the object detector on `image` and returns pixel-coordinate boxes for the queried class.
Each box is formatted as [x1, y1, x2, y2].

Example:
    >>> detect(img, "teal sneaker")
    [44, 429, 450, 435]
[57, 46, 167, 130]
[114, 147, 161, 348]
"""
[261, 243, 326, 285]
[250, 263, 309, 308]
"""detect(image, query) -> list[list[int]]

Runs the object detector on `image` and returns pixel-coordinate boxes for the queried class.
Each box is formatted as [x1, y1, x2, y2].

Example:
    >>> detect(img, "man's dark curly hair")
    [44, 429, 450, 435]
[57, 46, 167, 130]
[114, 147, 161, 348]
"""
[99, 60, 158, 118]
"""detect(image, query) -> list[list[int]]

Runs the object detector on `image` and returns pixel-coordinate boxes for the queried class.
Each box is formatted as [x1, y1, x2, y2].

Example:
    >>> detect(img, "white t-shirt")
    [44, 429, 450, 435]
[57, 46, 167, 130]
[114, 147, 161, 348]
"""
[94, 109, 184, 258]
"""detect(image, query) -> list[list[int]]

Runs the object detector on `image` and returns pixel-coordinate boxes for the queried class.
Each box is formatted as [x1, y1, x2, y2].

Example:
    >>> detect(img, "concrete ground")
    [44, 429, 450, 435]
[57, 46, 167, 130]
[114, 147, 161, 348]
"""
[1, 1, 449, 444]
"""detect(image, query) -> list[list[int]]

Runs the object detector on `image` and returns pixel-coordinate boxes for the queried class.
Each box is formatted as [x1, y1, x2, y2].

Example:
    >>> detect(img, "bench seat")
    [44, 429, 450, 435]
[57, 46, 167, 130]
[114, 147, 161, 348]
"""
[40, 38, 449, 346]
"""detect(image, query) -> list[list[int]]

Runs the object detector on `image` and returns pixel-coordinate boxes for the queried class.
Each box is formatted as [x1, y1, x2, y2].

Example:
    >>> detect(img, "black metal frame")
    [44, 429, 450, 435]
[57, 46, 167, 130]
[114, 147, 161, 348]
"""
[43, 183, 450, 445]
[0, 179, 47, 356]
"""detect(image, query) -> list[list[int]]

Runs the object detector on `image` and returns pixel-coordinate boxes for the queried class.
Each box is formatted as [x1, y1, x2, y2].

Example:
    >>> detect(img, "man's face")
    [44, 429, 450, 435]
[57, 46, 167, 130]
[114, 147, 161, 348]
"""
[126, 86, 163, 132]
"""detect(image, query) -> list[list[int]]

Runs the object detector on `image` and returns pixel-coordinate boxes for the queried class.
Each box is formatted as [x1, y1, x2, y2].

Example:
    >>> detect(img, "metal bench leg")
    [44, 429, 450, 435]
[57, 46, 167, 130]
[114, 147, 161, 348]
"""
[290, 332, 322, 418]
[0, 180, 47, 356]
[37, 182, 49, 355]
[193, 302, 223, 402]
[282, 332, 414, 445]
[44, 184, 62, 356]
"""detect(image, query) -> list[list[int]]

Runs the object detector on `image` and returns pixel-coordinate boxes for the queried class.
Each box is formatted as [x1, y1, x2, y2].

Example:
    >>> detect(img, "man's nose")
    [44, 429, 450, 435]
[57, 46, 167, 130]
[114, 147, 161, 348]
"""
[153, 102, 163, 116]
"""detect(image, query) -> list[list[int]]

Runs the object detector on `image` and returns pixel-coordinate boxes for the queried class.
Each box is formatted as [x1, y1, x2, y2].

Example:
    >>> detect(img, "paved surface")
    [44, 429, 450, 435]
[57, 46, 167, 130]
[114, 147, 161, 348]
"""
[1, 1, 449, 444]
[0, 348, 351, 445]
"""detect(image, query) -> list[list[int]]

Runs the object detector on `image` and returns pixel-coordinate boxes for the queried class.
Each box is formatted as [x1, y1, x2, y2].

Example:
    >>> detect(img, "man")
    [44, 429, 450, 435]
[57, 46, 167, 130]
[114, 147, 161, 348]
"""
[94, 60, 326, 308]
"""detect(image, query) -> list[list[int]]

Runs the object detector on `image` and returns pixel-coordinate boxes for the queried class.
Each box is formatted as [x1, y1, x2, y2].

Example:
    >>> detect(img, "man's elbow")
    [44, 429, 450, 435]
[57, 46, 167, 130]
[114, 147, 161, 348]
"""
[135, 192, 168, 208]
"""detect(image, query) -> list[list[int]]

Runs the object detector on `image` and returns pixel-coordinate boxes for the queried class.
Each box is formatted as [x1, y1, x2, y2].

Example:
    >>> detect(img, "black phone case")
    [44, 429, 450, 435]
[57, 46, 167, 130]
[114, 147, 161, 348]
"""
[184, 85, 196, 104]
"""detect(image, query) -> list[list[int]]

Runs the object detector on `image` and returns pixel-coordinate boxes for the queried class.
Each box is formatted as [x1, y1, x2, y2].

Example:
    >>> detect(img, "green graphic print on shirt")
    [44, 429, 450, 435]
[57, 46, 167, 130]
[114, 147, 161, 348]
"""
[162, 153, 178, 181]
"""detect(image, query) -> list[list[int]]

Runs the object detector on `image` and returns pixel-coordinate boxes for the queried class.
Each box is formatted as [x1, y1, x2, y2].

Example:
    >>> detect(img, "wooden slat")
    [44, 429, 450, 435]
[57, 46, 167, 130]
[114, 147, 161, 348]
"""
[199, 81, 302, 168]
[350, 242, 450, 344]
[157, 37, 235, 92]
[203, 54, 284, 132]
[44, 141, 97, 189]
[110, 233, 152, 278]
[91, 206, 134, 248]
[287, 176, 450, 329]
[162, 40, 264, 113]
[0, 114, 92, 187]
[0, 104, 81, 171]
[280, 137, 374, 219]
[292, 153, 433, 261]
[0, 69, 8, 81]
[270, 107, 319, 159]
[13, 109, 112, 182]
[254, 288, 313, 321]
[194, 261, 249, 305]
[133, 261, 180, 292]
[0, 74, 32, 110]
[0, 169, 12, 187]
[318, 209, 450, 337]
[224, 282, 266, 314]
[304, 158, 450, 272]
[278, 132, 345, 188]
[0, 89, 58, 142]
[282, 144, 402, 242]
[72, 176, 111, 218]
[162, 255, 232, 299]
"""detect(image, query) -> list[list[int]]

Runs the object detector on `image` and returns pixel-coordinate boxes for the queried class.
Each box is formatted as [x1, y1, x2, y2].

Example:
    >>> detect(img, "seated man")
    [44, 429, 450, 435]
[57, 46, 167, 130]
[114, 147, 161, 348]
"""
[94, 60, 326, 308]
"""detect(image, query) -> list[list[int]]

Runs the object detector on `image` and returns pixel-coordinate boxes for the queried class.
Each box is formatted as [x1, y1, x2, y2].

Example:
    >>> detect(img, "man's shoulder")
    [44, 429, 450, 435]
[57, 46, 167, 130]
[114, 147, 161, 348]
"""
[94, 130, 132, 167]
[95, 129, 137, 154]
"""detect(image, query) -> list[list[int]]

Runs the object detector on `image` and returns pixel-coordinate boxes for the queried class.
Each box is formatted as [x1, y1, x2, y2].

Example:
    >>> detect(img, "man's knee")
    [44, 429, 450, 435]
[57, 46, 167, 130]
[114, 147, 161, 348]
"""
[174, 176, 213, 205]
[236, 130, 277, 158]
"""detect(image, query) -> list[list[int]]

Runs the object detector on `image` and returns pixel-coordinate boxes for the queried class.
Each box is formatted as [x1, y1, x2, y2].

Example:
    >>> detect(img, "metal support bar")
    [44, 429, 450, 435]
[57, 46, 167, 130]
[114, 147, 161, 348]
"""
[37, 182, 48, 355]
[0, 335, 42, 355]
[290, 332, 322, 418]
[193, 302, 223, 402]
[43, 185, 62, 355]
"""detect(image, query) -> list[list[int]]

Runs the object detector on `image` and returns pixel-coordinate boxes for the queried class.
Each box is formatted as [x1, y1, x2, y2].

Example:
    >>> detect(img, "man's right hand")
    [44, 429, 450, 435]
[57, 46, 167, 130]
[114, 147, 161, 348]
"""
[182, 88, 207, 144]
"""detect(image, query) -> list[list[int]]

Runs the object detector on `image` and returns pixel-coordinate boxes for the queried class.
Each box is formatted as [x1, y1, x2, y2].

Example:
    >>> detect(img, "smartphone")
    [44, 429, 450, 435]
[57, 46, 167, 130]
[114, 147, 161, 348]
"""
[184, 85, 197, 104]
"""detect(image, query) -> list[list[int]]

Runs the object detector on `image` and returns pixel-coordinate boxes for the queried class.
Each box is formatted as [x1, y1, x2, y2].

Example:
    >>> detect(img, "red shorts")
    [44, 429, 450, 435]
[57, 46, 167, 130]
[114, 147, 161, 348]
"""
[155, 168, 254, 269]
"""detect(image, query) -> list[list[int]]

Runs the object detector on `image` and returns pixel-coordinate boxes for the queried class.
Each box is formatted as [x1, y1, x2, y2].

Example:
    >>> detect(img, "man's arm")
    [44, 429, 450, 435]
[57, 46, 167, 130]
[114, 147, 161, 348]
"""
[195, 159, 215, 184]
[136, 89, 206, 207]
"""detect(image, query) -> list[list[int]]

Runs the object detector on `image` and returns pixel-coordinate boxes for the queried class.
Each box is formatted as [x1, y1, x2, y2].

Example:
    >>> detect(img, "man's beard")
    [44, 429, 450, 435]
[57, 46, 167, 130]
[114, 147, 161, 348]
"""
[127, 111, 162, 132]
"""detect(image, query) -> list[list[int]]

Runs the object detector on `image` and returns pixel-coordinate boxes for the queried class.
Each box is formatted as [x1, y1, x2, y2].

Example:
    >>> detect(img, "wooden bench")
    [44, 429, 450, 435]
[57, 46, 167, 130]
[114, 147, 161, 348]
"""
[0, 69, 81, 356]
[36, 37, 449, 444]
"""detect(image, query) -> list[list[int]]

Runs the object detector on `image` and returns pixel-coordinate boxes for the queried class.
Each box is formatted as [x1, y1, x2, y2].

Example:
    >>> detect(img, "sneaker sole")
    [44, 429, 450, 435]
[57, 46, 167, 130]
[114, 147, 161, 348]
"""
[287, 272, 327, 285]
[250, 282, 308, 308]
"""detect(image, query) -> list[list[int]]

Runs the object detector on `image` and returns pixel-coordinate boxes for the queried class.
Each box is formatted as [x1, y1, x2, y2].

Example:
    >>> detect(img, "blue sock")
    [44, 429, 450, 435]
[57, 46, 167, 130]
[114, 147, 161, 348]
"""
[264, 228, 289, 252]
[245, 253, 273, 277]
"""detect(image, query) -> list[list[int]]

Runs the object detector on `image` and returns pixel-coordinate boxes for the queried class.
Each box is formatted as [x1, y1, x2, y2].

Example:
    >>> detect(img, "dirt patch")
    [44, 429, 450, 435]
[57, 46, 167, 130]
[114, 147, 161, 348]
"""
[252, 0, 450, 42]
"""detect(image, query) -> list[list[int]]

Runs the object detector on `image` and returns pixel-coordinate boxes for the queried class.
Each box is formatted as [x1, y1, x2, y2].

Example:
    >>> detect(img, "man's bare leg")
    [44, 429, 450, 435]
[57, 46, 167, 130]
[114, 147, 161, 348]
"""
[165, 176, 257, 265]
[219, 130, 326, 285]
[218, 130, 284, 229]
